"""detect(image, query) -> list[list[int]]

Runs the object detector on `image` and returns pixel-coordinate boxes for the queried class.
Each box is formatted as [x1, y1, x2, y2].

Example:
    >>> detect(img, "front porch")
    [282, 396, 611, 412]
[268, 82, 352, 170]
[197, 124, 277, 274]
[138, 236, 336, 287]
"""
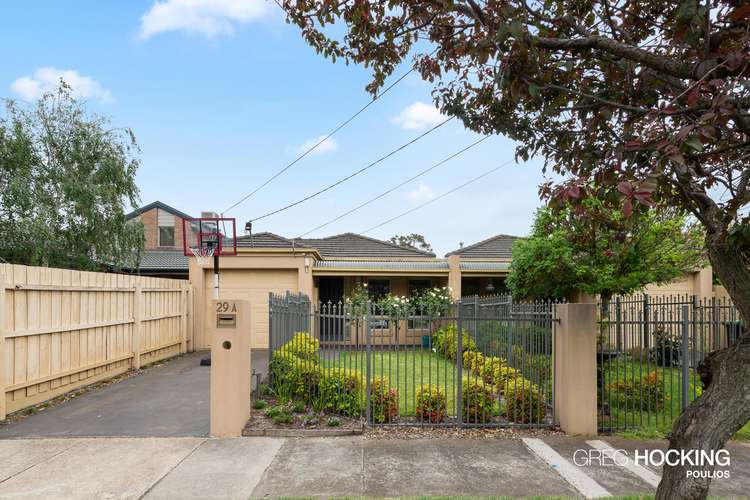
[313, 275, 449, 346]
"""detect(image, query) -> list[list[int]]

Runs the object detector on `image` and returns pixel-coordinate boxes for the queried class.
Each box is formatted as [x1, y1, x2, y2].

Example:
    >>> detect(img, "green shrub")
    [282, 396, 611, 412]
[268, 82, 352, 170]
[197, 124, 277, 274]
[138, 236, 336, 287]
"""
[502, 377, 546, 424]
[370, 377, 399, 424]
[279, 332, 320, 363]
[415, 385, 447, 423]
[463, 350, 485, 375]
[265, 405, 287, 419]
[462, 379, 495, 423]
[252, 399, 268, 410]
[511, 346, 552, 386]
[319, 368, 363, 417]
[327, 417, 341, 427]
[269, 350, 322, 401]
[273, 413, 294, 425]
[434, 324, 477, 360]
[292, 401, 306, 413]
[478, 357, 517, 389]
[478, 323, 553, 356]
[610, 370, 667, 409]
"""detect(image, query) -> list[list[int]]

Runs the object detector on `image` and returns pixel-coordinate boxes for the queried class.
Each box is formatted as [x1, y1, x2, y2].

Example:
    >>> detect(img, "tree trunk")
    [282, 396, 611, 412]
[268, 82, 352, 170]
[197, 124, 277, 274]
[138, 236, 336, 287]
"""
[656, 235, 750, 499]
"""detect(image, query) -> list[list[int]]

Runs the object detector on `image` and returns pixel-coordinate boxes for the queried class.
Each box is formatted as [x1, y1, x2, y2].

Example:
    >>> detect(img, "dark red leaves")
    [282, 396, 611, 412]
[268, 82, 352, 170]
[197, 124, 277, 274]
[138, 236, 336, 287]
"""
[729, 5, 750, 22]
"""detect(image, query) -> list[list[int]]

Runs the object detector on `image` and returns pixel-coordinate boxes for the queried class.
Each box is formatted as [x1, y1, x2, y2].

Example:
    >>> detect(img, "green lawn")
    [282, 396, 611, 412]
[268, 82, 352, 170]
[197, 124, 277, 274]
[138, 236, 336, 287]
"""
[600, 358, 702, 431]
[322, 349, 461, 416]
[601, 357, 750, 441]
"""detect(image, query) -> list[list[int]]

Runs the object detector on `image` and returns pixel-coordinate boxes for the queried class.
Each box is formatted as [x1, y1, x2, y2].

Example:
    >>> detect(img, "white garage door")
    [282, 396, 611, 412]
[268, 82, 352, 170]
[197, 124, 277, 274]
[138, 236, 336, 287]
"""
[205, 269, 299, 348]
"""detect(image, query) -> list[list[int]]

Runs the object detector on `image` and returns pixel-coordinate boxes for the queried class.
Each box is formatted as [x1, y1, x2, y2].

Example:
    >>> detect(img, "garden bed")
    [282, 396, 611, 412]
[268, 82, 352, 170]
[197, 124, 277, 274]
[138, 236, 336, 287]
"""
[242, 397, 363, 437]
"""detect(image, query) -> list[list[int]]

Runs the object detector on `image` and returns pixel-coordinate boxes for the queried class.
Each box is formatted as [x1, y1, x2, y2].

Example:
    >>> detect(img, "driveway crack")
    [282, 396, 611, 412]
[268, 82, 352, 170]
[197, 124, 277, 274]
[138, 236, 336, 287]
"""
[138, 438, 208, 499]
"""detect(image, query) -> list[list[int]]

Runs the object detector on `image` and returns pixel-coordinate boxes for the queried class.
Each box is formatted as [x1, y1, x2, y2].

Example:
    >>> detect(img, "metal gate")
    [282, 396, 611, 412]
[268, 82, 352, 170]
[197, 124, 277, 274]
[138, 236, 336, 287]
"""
[269, 292, 556, 428]
[597, 294, 742, 432]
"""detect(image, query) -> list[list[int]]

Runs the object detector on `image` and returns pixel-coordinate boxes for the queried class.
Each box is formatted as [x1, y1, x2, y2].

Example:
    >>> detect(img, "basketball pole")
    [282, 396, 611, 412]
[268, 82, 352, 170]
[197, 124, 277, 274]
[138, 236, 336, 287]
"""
[213, 252, 220, 300]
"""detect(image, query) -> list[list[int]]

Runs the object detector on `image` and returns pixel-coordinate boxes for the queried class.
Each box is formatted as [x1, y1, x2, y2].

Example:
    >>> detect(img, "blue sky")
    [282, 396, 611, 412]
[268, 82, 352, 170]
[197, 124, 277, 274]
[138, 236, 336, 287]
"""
[1, 0, 550, 256]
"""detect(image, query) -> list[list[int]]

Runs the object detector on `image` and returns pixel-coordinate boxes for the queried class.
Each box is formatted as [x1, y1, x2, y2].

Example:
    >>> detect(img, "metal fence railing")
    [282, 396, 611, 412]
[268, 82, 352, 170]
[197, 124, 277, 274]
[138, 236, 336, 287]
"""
[268, 292, 557, 428]
[597, 294, 743, 433]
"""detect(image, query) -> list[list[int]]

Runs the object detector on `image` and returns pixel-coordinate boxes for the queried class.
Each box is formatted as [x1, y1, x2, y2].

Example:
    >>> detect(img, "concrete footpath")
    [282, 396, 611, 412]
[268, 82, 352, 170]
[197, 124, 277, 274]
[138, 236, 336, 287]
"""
[1, 436, 749, 499]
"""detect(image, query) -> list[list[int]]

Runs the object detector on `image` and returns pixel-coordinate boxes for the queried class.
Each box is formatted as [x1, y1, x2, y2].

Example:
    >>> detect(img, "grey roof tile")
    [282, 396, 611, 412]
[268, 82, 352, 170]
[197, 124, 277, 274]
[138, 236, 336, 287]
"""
[136, 250, 189, 271]
[445, 234, 521, 259]
[298, 233, 435, 258]
[235, 232, 312, 249]
[126, 201, 193, 221]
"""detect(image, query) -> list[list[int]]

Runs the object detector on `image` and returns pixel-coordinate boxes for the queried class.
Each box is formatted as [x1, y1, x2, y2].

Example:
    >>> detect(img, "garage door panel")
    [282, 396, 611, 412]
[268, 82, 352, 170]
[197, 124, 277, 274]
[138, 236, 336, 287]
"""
[204, 269, 298, 348]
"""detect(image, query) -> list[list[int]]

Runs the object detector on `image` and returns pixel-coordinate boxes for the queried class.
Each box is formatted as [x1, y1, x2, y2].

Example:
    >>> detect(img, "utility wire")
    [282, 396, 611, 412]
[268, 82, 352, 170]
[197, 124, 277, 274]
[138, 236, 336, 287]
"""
[222, 61, 422, 215]
[361, 159, 514, 235]
[249, 117, 453, 222]
[295, 135, 490, 238]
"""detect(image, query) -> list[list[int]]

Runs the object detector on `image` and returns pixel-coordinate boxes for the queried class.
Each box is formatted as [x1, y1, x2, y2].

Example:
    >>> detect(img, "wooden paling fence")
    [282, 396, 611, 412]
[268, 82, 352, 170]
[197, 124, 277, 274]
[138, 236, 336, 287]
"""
[1, 263, 193, 419]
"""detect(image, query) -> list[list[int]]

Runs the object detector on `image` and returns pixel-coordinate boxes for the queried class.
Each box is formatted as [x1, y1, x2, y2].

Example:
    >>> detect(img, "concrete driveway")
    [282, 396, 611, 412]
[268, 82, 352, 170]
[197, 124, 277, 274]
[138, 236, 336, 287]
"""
[0, 350, 269, 439]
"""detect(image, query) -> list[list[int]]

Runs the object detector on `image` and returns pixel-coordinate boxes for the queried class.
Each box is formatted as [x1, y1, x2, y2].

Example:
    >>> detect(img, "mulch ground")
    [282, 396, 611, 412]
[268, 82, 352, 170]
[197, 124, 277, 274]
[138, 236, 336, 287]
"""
[363, 425, 564, 440]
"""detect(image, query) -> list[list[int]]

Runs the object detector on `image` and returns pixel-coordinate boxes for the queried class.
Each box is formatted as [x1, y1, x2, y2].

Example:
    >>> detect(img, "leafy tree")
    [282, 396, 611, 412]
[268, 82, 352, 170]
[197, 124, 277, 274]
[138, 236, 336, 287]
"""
[390, 233, 434, 252]
[0, 84, 144, 270]
[281, 0, 750, 496]
[508, 200, 705, 309]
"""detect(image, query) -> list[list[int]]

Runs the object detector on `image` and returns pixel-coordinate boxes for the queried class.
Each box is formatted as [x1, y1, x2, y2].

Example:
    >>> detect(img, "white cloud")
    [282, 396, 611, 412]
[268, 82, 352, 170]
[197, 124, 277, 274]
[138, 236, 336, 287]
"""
[392, 101, 444, 130]
[405, 183, 436, 203]
[139, 0, 270, 39]
[297, 136, 339, 156]
[10, 68, 112, 103]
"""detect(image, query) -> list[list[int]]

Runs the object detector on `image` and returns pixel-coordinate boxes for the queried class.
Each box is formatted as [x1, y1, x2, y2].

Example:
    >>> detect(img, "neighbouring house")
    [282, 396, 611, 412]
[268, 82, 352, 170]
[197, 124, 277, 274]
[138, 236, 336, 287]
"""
[124, 201, 191, 279]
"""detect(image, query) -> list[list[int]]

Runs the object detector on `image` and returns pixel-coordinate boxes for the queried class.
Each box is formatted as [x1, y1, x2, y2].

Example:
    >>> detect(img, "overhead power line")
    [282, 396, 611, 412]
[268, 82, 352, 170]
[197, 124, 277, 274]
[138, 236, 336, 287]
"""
[222, 62, 422, 215]
[249, 117, 453, 223]
[295, 135, 491, 238]
[361, 159, 515, 235]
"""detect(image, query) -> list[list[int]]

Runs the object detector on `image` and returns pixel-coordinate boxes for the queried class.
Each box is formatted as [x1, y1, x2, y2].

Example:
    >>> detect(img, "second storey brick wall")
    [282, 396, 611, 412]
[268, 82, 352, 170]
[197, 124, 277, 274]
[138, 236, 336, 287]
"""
[137, 207, 185, 250]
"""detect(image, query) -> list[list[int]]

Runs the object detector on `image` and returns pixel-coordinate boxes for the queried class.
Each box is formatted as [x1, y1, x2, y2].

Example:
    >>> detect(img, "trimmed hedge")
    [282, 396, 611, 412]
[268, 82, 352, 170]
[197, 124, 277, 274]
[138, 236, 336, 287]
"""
[478, 357, 516, 389]
[279, 332, 320, 362]
[269, 350, 322, 401]
[434, 324, 477, 361]
[370, 377, 399, 424]
[462, 350, 486, 375]
[415, 384, 447, 423]
[319, 368, 363, 417]
[462, 379, 495, 423]
[502, 377, 546, 424]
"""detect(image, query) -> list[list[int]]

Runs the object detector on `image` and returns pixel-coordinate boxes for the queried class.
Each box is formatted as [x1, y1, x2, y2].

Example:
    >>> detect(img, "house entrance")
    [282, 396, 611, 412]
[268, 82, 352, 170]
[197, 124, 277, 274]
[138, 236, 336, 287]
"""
[318, 277, 345, 341]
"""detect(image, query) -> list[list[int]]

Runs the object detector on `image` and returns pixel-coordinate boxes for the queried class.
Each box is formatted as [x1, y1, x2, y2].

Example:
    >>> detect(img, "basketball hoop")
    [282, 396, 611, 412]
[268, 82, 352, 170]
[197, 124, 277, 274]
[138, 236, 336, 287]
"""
[183, 216, 237, 300]
[190, 246, 215, 267]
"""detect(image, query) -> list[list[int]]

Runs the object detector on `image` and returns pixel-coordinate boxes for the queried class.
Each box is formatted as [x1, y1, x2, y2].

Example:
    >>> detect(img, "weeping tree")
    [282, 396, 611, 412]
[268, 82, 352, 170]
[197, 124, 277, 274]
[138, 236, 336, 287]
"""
[281, 0, 750, 497]
[507, 198, 706, 310]
[0, 83, 144, 270]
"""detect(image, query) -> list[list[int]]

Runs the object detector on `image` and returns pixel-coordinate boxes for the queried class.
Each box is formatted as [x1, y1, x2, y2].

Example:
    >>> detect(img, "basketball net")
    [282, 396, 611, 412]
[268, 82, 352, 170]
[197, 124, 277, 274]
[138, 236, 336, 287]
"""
[190, 246, 215, 268]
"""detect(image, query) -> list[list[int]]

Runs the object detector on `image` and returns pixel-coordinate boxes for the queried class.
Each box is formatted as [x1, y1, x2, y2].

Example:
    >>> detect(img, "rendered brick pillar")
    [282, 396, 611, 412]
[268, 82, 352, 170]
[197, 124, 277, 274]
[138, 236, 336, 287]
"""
[554, 302, 598, 436]
[448, 255, 461, 300]
[210, 299, 252, 437]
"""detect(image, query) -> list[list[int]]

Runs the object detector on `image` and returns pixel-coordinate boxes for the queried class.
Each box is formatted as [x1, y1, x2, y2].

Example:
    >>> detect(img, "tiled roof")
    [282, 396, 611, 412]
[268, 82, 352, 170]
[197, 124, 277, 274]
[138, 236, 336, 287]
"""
[126, 201, 193, 221]
[136, 250, 189, 271]
[445, 234, 521, 259]
[235, 232, 313, 250]
[298, 233, 435, 258]
[314, 260, 449, 271]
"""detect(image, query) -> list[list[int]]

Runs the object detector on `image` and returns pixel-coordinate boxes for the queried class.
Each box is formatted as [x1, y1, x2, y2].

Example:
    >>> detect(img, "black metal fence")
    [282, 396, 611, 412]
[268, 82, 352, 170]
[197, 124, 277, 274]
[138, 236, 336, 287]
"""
[597, 294, 742, 432]
[269, 292, 557, 428]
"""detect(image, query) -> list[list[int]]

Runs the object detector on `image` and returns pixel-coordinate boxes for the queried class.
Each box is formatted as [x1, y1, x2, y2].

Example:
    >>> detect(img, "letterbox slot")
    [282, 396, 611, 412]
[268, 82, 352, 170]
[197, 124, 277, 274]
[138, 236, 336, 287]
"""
[217, 313, 237, 328]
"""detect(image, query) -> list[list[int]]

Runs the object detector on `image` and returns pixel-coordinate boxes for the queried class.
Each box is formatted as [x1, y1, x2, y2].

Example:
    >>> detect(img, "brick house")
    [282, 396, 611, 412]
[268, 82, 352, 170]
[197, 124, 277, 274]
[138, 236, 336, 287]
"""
[125, 201, 191, 279]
